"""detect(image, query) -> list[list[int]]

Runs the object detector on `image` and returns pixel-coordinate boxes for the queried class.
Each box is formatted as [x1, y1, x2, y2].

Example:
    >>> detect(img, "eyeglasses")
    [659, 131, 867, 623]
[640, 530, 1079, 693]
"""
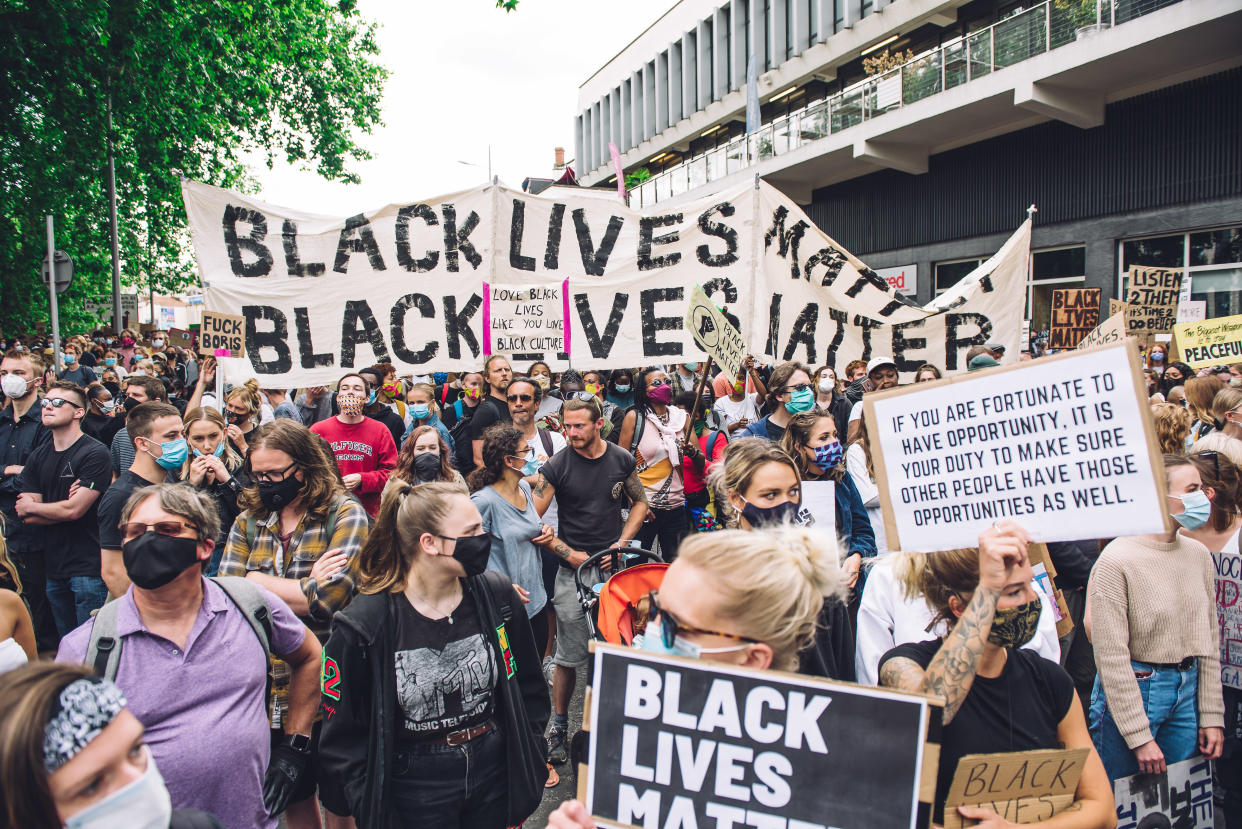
[646, 590, 759, 650]
[252, 461, 298, 483]
[567, 391, 597, 403]
[783, 383, 812, 394]
[507, 393, 534, 403]
[41, 398, 82, 410]
[647, 378, 668, 388]
[121, 521, 198, 541]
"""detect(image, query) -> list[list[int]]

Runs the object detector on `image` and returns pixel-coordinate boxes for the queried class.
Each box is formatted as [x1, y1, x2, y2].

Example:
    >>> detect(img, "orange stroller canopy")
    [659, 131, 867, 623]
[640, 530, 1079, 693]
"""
[594, 562, 668, 645]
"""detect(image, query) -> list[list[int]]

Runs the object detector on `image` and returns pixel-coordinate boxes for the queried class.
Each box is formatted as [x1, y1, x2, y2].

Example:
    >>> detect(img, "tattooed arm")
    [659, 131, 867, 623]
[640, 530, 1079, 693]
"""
[878, 521, 1030, 725]
[530, 473, 555, 517]
[879, 585, 1000, 723]
[618, 469, 648, 545]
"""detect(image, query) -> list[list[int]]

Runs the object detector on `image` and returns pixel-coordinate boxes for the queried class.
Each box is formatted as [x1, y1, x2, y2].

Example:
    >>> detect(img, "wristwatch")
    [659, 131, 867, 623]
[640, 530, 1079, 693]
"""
[286, 732, 312, 753]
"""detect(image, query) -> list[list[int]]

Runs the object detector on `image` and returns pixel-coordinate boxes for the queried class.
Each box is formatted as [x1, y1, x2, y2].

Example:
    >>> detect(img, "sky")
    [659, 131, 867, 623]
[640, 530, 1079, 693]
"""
[251, 0, 676, 214]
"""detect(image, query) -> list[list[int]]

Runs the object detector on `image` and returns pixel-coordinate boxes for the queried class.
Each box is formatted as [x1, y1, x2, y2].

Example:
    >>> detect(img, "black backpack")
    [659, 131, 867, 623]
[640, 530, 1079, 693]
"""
[448, 399, 475, 470]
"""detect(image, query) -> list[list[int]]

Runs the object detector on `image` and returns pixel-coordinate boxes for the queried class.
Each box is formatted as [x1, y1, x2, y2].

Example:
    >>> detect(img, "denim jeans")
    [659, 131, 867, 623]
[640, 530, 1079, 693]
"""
[1089, 659, 1200, 782]
[390, 725, 508, 829]
[45, 576, 109, 637]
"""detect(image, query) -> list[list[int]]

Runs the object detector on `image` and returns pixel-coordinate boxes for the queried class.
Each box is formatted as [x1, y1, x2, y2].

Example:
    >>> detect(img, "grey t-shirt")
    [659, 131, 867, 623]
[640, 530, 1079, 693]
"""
[470, 481, 547, 617]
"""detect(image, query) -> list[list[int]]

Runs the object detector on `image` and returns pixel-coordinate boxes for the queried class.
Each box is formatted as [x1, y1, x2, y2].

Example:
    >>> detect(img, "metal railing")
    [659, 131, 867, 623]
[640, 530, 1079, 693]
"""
[629, 0, 1181, 207]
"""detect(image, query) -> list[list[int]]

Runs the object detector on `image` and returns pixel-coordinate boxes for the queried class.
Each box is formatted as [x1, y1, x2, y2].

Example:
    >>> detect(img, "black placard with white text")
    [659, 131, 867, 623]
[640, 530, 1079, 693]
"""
[585, 644, 937, 829]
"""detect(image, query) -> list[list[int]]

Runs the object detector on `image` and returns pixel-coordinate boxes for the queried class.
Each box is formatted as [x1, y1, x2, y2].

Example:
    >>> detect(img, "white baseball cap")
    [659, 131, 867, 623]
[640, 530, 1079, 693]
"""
[866, 356, 897, 376]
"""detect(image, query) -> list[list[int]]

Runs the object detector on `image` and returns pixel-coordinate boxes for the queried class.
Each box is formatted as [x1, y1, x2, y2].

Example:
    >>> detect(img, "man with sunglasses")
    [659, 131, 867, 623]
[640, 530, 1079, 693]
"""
[14, 381, 113, 637]
[96, 401, 185, 598]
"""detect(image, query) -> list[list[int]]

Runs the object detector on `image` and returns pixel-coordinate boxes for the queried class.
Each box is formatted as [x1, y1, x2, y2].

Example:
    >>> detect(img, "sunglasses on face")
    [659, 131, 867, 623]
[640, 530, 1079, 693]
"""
[507, 393, 534, 403]
[567, 391, 597, 403]
[783, 383, 812, 394]
[646, 590, 759, 650]
[41, 398, 81, 410]
[648, 378, 668, 387]
[121, 521, 198, 542]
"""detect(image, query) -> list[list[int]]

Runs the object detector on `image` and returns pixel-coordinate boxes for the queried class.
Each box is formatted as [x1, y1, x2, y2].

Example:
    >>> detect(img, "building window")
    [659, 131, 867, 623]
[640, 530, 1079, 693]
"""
[1028, 246, 1086, 348]
[1120, 227, 1242, 321]
[934, 258, 984, 294]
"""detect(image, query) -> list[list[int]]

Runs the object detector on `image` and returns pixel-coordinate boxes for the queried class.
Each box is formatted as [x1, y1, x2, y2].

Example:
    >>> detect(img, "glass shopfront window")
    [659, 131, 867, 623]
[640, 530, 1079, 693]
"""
[1119, 226, 1242, 321]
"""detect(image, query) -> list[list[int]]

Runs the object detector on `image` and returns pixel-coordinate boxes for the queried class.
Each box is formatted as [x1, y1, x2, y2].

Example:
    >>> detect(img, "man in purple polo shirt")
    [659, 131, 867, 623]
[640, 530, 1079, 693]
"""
[58, 483, 322, 829]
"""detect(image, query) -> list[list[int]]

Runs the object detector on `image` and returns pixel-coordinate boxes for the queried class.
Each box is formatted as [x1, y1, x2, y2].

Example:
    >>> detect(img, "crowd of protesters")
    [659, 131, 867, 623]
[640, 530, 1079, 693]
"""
[0, 326, 1236, 829]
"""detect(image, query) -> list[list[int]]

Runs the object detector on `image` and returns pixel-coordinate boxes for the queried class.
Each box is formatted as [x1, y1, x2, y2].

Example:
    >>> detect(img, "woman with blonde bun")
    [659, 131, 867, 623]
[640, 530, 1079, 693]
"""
[223, 379, 263, 455]
[545, 525, 850, 829]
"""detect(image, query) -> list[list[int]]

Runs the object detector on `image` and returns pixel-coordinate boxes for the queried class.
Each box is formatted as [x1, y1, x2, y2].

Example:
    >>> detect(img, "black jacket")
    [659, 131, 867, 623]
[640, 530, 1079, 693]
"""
[798, 598, 857, 682]
[0, 400, 50, 553]
[318, 575, 549, 829]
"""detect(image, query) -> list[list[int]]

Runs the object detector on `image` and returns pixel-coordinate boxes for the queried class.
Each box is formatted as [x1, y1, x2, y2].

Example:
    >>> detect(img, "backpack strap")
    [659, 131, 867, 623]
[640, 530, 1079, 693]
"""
[628, 408, 645, 456]
[209, 576, 272, 658]
[538, 428, 553, 457]
[481, 569, 513, 623]
[706, 429, 727, 460]
[84, 600, 124, 681]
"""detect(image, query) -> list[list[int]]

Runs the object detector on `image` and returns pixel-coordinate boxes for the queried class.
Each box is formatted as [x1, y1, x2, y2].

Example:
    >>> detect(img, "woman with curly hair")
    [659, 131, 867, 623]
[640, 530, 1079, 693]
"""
[1151, 401, 1192, 455]
[387, 425, 464, 494]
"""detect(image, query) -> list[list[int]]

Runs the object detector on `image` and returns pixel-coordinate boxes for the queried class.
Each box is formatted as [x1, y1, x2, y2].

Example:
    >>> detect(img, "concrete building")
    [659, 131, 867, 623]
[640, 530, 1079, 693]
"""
[574, 0, 1242, 345]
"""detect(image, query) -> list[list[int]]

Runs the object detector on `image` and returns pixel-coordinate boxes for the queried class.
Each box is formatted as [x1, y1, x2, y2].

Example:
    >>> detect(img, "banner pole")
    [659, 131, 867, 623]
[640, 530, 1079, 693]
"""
[684, 357, 713, 441]
[216, 363, 224, 414]
[46, 216, 63, 374]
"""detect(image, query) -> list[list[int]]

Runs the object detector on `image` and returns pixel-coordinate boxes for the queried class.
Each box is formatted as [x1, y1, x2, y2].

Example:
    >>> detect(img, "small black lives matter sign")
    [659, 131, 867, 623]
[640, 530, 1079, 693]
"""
[864, 339, 1171, 552]
[585, 644, 937, 829]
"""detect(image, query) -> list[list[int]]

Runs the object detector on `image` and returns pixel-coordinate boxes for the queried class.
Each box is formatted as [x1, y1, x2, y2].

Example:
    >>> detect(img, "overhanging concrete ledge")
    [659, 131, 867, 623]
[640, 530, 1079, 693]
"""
[1014, 80, 1105, 129]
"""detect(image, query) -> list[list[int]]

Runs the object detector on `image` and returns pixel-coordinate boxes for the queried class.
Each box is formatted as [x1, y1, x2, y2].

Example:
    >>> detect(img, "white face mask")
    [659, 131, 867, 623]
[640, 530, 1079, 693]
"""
[151, 339, 164, 348]
[818, 377, 835, 393]
[64, 748, 172, 829]
[2, 374, 30, 399]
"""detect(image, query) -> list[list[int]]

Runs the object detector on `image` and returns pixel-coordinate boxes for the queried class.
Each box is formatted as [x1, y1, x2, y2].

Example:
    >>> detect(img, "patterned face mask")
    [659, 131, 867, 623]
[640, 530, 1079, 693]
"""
[338, 393, 364, 416]
[987, 597, 1042, 649]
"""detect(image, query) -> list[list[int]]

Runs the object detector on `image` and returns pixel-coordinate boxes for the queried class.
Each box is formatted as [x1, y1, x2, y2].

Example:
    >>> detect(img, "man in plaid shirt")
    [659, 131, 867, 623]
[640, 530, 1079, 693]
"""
[219, 419, 369, 828]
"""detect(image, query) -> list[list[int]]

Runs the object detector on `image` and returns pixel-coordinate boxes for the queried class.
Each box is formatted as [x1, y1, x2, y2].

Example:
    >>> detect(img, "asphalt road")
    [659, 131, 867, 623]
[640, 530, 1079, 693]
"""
[527, 662, 587, 827]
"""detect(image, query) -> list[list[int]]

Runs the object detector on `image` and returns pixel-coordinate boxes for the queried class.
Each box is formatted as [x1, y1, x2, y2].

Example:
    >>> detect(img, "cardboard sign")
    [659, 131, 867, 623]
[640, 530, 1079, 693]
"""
[183, 178, 1031, 384]
[863, 339, 1171, 552]
[167, 328, 194, 349]
[1048, 289, 1101, 349]
[583, 644, 940, 829]
[1028, 543, 1074, 638]
[1124, 266, 1183, 337]
[942, 748, 1088, 829]
[1174, 313, 1242, 369]
[684, 283, 746, 377]
[481, 280, 569, 359]
[1077, 312, 1128, 350]
[1113, 757, 1213, 829]
[199, 311, 246, 358]
[1215, 549, 1242, 690]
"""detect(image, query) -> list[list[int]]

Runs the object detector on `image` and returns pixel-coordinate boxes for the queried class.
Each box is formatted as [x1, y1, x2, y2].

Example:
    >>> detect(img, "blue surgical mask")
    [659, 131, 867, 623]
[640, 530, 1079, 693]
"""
[784, 387, 816, 414]
[410, 403, 430, 420]
[684, 362, 700, 372]
[192, 442, 226, 458]
[522, 452, 540, 477]
[637, 630, 702, 658]
[614, 384, 631, 394]
[813, 440, 843, 470]
[64, 353, 76, 364]
[148, 437, 187, 470]
[1171, 490, 1212, 530]
[104, 357, 117, 366]
[367, 389, 378, 405]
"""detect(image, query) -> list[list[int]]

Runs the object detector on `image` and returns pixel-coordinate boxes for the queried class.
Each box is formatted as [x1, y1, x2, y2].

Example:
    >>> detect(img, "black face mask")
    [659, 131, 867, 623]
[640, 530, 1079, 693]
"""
[226, 411, 248, 426]
[448, 534, 492, 577]
[258, 475, 302, 510]
[103, 382, 122, 398]
[413, 452, 441, 483]
[123, 532, 200, 590]
[122, 395, 141, 412]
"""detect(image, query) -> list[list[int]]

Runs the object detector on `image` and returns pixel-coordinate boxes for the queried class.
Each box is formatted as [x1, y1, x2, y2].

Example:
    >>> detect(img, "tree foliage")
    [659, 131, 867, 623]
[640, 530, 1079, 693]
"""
[0, 0, 387, 335]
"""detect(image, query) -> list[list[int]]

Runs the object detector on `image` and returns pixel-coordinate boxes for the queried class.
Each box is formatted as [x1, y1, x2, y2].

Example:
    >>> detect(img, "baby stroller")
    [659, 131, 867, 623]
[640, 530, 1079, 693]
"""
[574, 547, 666, 658]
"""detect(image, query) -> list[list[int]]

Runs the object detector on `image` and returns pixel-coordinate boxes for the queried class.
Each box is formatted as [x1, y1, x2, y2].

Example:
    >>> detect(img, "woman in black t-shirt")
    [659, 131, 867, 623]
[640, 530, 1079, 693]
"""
[319, 480, 549, 829]
[878, 522, 1114, 827]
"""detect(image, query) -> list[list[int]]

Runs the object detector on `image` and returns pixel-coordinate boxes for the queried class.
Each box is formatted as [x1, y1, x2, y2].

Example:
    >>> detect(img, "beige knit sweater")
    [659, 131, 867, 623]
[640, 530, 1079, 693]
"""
[1089, 534, 1224, 748]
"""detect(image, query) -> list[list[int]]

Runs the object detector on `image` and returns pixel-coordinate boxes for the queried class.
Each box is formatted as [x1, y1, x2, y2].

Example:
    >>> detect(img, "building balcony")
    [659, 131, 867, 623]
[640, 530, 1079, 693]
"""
[620, 0, 1241, 207]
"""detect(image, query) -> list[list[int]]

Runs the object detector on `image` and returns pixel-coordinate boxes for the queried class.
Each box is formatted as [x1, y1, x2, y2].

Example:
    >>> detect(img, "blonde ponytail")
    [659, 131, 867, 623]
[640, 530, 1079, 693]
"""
[675, 527, 847, 671]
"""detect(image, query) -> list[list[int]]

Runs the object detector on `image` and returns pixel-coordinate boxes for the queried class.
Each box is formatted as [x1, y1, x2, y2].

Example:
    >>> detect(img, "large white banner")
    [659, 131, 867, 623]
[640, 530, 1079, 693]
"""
[183, 180, 1028, 385]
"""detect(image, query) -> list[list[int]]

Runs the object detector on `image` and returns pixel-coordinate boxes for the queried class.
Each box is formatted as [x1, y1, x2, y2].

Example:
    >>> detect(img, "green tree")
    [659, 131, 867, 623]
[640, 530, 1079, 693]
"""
[0, 0, 387, 335]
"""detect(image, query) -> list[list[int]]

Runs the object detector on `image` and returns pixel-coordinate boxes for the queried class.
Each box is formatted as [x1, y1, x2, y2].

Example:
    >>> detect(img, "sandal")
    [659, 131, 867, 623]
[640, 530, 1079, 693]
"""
[545, 762, 560, 788]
